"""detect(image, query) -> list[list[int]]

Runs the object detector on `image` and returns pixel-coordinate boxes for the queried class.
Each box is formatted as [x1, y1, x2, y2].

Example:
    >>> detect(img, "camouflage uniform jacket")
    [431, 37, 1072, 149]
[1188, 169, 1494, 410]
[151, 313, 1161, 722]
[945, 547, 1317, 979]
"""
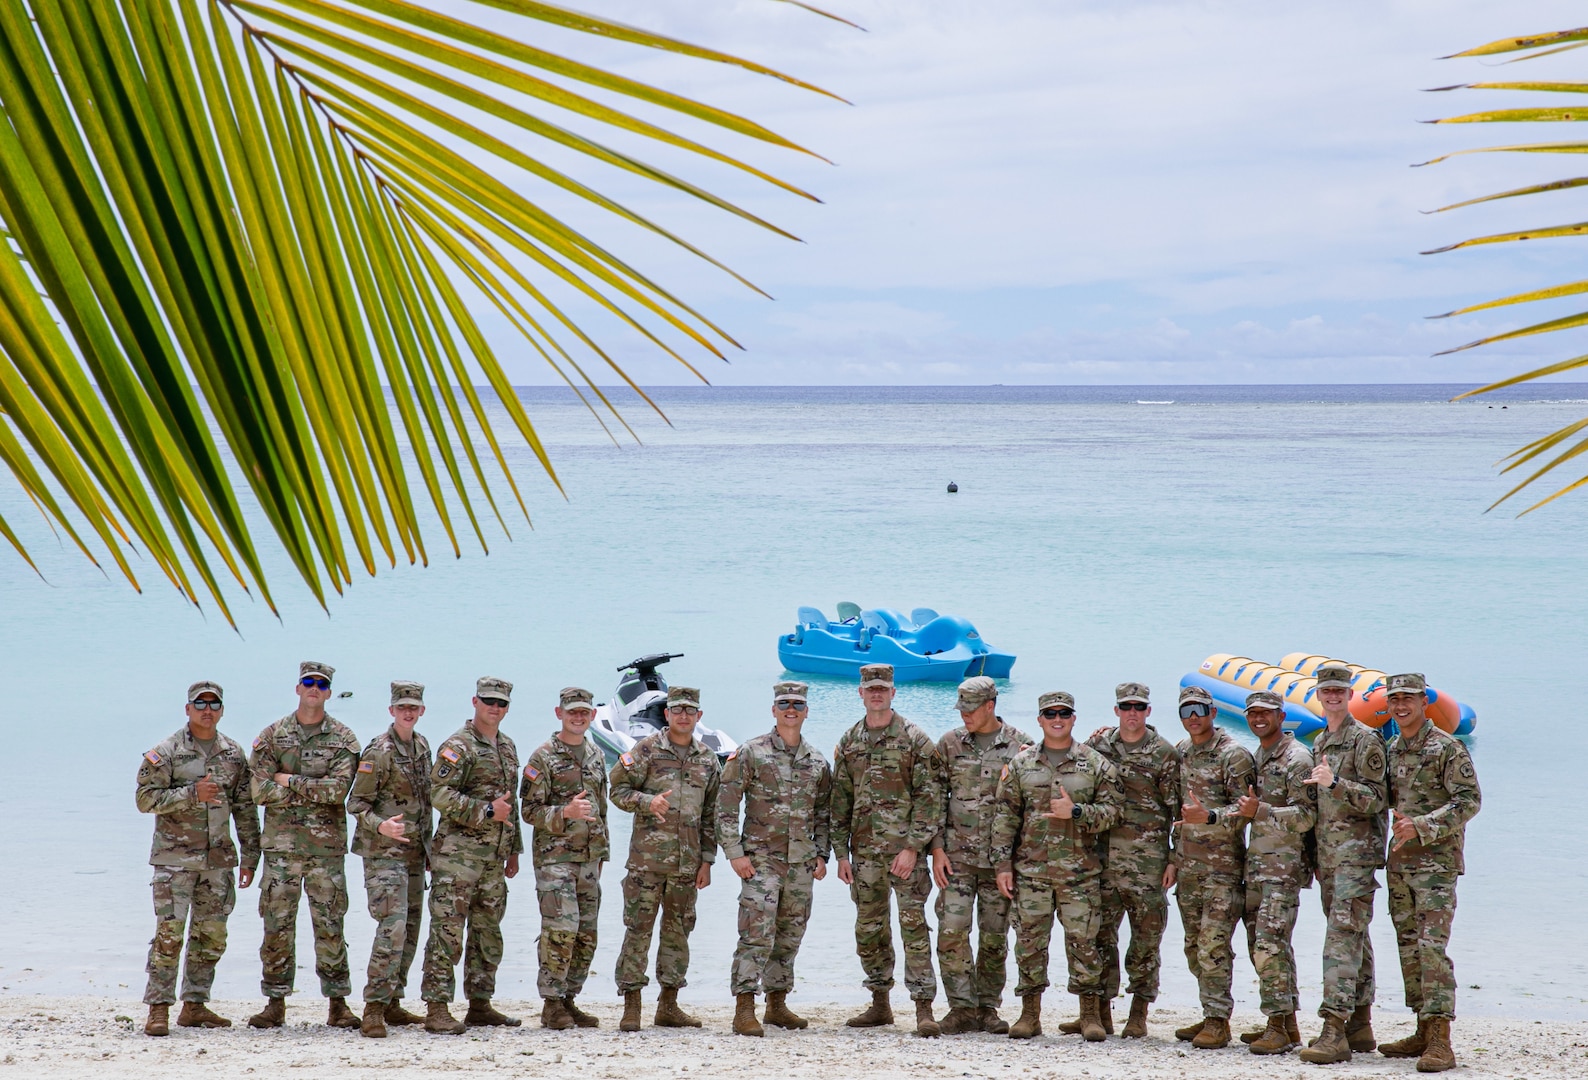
[1246, 732, 1317, 886]
[250, 713, 362, 859]
[1086, 724, 1180, 867]
[831, 711, 943, 861]
[1387, 723, 1481, 876]
[137, 726, 260, 871]
[611, 731, 721, 873]
[520, 734, 609, 867]
[1173, 728, 1255, 879]
[990, 742, 1124, 883]
[430, 721, 524, 867]
[1312, 719, 1388, 870]
[717, 731, 832, 864]
[932, 720, 1034, 870]
[347, 725, 433, 862]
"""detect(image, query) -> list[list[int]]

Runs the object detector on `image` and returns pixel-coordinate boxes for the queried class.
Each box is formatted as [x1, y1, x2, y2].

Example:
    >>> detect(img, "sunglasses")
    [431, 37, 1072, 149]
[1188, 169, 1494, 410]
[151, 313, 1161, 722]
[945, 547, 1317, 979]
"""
[1040, 707, 1075, 720]
[1117, 702, 1149, 712]
[299, 676, 331, 690]
[478, 697, 509, 708]
[1178, 703, 1211, 719]
[774, 700, 808, 711]
[667, 705, 701, 717]
[190, 700, 223, 711]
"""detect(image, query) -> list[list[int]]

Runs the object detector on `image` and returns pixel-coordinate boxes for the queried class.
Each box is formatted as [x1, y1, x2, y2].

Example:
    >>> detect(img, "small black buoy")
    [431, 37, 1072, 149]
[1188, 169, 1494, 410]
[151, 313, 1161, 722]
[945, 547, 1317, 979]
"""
[947, 481, 958, 493]
[1502, 405, 1508, 409]
[337, 691, 353, 699]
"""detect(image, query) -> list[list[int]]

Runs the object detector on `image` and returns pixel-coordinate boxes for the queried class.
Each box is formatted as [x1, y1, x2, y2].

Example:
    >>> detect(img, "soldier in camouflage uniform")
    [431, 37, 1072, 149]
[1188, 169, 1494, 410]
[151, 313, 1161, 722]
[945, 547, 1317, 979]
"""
[248, 661, 363, 1029]
[930, 676, 1032, 1036]
[991, 691, 1124, 1041]
[831, 663, 945, 1037]
[1378, 673, 1481, 1073]
[1234, 689, 1317, 1055]
[1169, 684, 1255, 1050]
[419, 677, 524, 1033]
[718, 680, 832, 1037]
[347, 681, 433, 1037]
[136, 680, 260, 1036]
[610, 685, 721, 1031]
[1078, 681, 1179, 1039]
[1299, 663, 1389, 1065]
[521, 687, 610, 1031]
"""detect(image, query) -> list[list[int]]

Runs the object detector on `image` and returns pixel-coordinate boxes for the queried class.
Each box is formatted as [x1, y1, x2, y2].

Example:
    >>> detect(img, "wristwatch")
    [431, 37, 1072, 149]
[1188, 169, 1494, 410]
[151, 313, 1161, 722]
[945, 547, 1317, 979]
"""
[485, 803, 496, 820]
[1206, 809, 1218, 826]
[1328, 776, 1339, 791]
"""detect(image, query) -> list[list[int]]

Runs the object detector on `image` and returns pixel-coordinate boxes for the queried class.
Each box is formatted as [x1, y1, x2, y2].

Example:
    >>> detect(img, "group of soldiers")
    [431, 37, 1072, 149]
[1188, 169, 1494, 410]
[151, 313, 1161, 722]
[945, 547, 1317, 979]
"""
[135, 658, 1480, 1074]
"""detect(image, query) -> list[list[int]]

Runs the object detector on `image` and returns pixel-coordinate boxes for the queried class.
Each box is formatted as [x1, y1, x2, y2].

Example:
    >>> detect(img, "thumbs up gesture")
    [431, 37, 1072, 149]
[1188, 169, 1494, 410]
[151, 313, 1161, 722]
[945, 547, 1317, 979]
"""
[562, 790, 594, 821]
[1236, 785, 1262, 819]
[1177, 787, 1210, 825]
[194, 774, 222, 805]
[377, 814, 410, 842]
[1046, 785, 1075, 820]
[648, 788, 674, 819]
[1390, 809, 1418, 850]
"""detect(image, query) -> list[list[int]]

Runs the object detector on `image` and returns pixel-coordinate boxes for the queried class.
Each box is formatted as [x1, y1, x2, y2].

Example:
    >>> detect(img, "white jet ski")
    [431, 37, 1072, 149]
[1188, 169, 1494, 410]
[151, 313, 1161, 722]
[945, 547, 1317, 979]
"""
[589, 653, 738, 764]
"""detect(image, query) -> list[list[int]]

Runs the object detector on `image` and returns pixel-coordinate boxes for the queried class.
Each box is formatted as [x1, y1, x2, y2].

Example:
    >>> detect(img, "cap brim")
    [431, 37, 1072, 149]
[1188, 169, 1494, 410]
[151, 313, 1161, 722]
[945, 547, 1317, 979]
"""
[775, 695, 808, 704]
[861, 680, 893, 689]
[392, 697, 424, 707]
[1314, 680, 1352, 690]
[1116, 696, 1150, 705]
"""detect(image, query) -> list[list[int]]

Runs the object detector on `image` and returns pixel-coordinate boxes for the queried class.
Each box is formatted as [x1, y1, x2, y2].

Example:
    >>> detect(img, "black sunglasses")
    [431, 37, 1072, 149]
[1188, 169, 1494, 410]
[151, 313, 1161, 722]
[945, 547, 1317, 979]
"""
[774, 700, 808, 711]
[190, 700, 223, 711]
[479, 697, 509, 708]
[1040, 707, 1075, 720]
[1178, 703, 1211, 719]
[1117, 702, 1149, 712]
[299, 676, 331, 690]
[667, 705, 701, 716]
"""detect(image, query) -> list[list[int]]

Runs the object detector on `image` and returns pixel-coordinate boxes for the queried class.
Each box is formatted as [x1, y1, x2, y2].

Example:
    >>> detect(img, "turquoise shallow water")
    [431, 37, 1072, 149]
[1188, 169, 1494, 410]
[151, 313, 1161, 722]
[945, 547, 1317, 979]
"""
[1, 385, 1584, 1017]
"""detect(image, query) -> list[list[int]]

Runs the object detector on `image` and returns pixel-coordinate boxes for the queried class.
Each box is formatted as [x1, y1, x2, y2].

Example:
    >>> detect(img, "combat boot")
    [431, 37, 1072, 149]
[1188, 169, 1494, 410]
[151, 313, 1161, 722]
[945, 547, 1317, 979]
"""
[979, 1006, 1010, 1035]
[1416, 1017, 1455, 1073]
[1192, 1016, 1230, 1049]
[327, 997, 360, 1029]
[540, 998, 574, 1031]
[1121, 995, 1150, 1039]
[563, 997, 599, 1028]
[360, 1002, 387, 1038]
[1240, 1024, 1266, 1044]
[177, 1002, 231, 1028]
[1379, 1016, 1431, 1058]
[1175, 1017, 1207, 1041]
[1299, 1013, 1352, 1064]
[465, 998, 522, 1027]
[425, 1001, 466, 1034]
[144, 1004, 169, 1037]
[915, 1000, 941, 1037]
[619, 991, 642, 1032]
[1345, 1003, 1376, 1052]
[654, 986, 702, 1028]
[1008, 994, 1042, 1040]
[1078, 995, 1107, 1042]
[764, 991, 808, 1030]
[733, 993, 764, 1037]
[845, 989, 894, 1028]
[1249, 1012, 1298, 1055]
[938, 1006, 981, 1035]
[385, 1000, 425, 1026]
[1056, 1010, 1084, 1035]
[248, 997, 285, 1029]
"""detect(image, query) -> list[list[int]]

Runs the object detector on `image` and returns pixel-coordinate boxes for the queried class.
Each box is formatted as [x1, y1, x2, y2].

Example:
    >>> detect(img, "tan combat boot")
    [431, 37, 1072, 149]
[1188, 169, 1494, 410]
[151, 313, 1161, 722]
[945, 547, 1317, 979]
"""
[540, 998, 574, 1031]
[1175, 1017, 1207, 1041]
[1379, 1016, 1431, 1058]
[1121, 995, 1150, 1039]
[177, 1002, 232, 1028]
[1249, 1012, 1297, 1055]
[618, 991, 642, 1032]
[1008, 994, 1042, 1040]
[654, 986, 702, 1028]
[1057, 1010, 1084, 1035]
[846, 989, 894, 1028]
[1287, 1013, 1301, 1045]
[360, 1002, 387, 1038]
[327, 997, 360, 1029]
[764, 991, 808, 1030]
[144, 1004, 169, 1037]
[1058, 994, 1114, 1036]
[1240, 1023, 1266, 1044]
[248, 997, 285, 1029]
[1299, 1013, 1352, 1064]
[979, 1006, 1010, 1035]
[385, 1000, 425, 1026]
[733, 993, 764, 1037]
[1416, 1017, 1455, 1073]
[1192, 1016, 1231, 1049]
[424, 1001, 466, 1034]
[1345, 1003, 1376, 1052]
[1079, 995, 1107, 1042]
[563, 997, 599, 1028]
[938, 1006, 981, 1035]
[465, 999, 522, 1027]
[915, 1000, 941, 1037]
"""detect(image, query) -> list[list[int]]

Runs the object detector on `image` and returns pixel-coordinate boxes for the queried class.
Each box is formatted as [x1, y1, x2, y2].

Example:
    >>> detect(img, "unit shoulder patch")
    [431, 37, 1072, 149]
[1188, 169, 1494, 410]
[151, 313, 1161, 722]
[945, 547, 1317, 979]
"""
[1457, 759, 1475, 780]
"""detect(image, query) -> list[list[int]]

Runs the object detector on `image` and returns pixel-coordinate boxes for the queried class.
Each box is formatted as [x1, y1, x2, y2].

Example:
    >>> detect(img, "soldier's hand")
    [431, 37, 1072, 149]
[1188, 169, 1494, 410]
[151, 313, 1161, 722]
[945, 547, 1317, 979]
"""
[695, 862, 712, 890]
[996, 870, 1014, 899]
[1177, 787, 1209, 825]
[273, 772, 293, 789]
[490, 794, 513, 823]
[194, 775, 222, 804]
[505, 853, 520, 879]
[648, 788, 673, 819]
[563, 790, 595, 821]
[889, 848, 918, 879]
[1390, 809, 1418, 850]
[836, 857, 854, 885]
[731, 855, 754, 880]
[812, 858, 827, 881]
[1046, 786, 1075, 820]
[1089, 726, 1111, 742]
[1162, 864, 1177, 891]
[378, 814, 409, 842]
[1303, 760, 1334, 789]
[1236, 785, 1262, 819]
[239, 866, 256, 889]
[931, 848, 952, 889]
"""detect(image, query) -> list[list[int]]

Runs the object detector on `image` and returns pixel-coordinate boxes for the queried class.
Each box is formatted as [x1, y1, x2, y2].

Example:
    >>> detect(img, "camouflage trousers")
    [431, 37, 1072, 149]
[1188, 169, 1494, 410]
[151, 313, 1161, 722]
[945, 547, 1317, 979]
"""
[1387, 870, 1458, 1019]
[144, 867, 236, 1005]
[849, 854, 937, 1001]
[535, 860, 601, 1000]
[361, 856, 425, 1004]
[615, 870, 699, 992]
[258, 854, 351, 999]
[1098, 860, 1169, 1001]
[1012, 876, 1103, 998]
[421, 857, 508, 1003]
[934, 867, 1011, 1009]
[1243, 878, 1304, 1016]
[1317, 864, 1377, 1018]
[1174, 871, 1244, 1019]
[731, 855, 815, 996]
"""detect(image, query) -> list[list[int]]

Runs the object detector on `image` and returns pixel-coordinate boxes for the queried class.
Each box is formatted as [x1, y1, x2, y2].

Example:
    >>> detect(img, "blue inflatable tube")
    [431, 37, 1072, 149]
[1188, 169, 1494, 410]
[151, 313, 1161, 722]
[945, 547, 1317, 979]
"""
[1179, 671, 1325, 739]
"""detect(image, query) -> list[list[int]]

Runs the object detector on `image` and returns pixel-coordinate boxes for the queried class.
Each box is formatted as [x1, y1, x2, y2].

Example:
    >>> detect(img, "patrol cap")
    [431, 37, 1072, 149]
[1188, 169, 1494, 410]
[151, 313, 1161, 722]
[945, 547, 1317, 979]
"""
[476, 676, 513, 703]
[390, 680, 425, 707]
[299, 660, 335, 681]
[559, 686, 595, 711]
[1037, 690, 1075, 712]
[1246, 690, 1285, 711]
[1314, 664, 1354, 690]
[957, 676, 998, 712]
[772, 680, 808, 703]
[1179, 685, 1214, 706]
[1115, 681, 1150, 704]
[1384, 672, 1427, 697]
[667, 686, 701, 708]
[187, 680, 224, 704]
[859, 664, 895, 688]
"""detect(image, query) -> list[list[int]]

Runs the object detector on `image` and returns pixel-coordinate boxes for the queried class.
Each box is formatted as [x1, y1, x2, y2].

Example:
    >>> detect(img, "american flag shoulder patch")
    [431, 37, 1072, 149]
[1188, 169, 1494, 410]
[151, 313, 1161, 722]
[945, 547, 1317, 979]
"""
[619, 752, 634, 767]
[440, 746, 460, 764]
[524, 764, 540, 781]
[357, 761, 374, 773]
[1000, 764, 1010, 781]
[144, 749, 162, 766]
[726, 749, 738, 761]
[252, 737, 265, 751]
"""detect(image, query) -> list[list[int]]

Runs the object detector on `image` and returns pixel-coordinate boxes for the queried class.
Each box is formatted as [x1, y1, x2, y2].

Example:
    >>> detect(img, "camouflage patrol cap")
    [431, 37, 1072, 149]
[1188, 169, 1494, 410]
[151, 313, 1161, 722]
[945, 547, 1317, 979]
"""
[1036, 690, 1075, 711]
[667, 686, 701, 708]
[559, 686, 595, 711]
[859, 664, 894, 688]
[299, 660, 335, 681]
[187, 680, 224, 704]
[1246, 690, 1285, 711]
[1314, 664, 1354, 690]
[1115, 681, 1150, 704]
[772, 680, 809, 703]
[390, 680, 425, 707]
[1384, 672, 1427, 697]
[957, 676, 998, 712]
[475, 676, 513, 702]
[1179, 685, 1214, 705]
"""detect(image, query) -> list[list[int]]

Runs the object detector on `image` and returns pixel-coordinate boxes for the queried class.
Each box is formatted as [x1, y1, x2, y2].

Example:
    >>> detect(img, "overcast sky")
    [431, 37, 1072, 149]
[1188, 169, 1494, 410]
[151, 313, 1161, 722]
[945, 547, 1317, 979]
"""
[442, 0, 1588, 385]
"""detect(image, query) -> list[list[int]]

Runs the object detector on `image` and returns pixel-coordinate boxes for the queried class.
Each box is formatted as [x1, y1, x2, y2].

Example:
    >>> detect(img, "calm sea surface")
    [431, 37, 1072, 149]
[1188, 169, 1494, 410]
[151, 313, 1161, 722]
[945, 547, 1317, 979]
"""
[2, 385, 1584, 1018]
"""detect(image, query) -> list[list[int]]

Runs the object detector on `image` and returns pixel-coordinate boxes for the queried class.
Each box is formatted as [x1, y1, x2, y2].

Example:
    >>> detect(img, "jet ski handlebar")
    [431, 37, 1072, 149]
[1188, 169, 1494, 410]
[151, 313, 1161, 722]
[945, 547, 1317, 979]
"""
[618, 652, 684, 673]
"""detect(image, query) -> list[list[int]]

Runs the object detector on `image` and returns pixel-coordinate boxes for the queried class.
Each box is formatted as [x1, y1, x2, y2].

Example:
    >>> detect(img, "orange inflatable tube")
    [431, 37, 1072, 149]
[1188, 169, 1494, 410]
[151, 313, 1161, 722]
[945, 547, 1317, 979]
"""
[1349, 685, 1462, 734]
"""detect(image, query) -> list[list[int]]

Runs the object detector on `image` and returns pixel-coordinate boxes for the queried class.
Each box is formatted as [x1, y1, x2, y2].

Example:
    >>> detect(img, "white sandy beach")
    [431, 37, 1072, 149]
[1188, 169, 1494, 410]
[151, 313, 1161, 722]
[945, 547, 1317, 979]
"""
[2, 995, 1583, 1079]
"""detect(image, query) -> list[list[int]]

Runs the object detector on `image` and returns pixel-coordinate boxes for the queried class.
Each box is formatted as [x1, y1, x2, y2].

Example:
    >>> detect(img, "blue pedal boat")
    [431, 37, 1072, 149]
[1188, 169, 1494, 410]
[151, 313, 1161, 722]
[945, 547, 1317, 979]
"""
[778, 603, 1016, 682]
